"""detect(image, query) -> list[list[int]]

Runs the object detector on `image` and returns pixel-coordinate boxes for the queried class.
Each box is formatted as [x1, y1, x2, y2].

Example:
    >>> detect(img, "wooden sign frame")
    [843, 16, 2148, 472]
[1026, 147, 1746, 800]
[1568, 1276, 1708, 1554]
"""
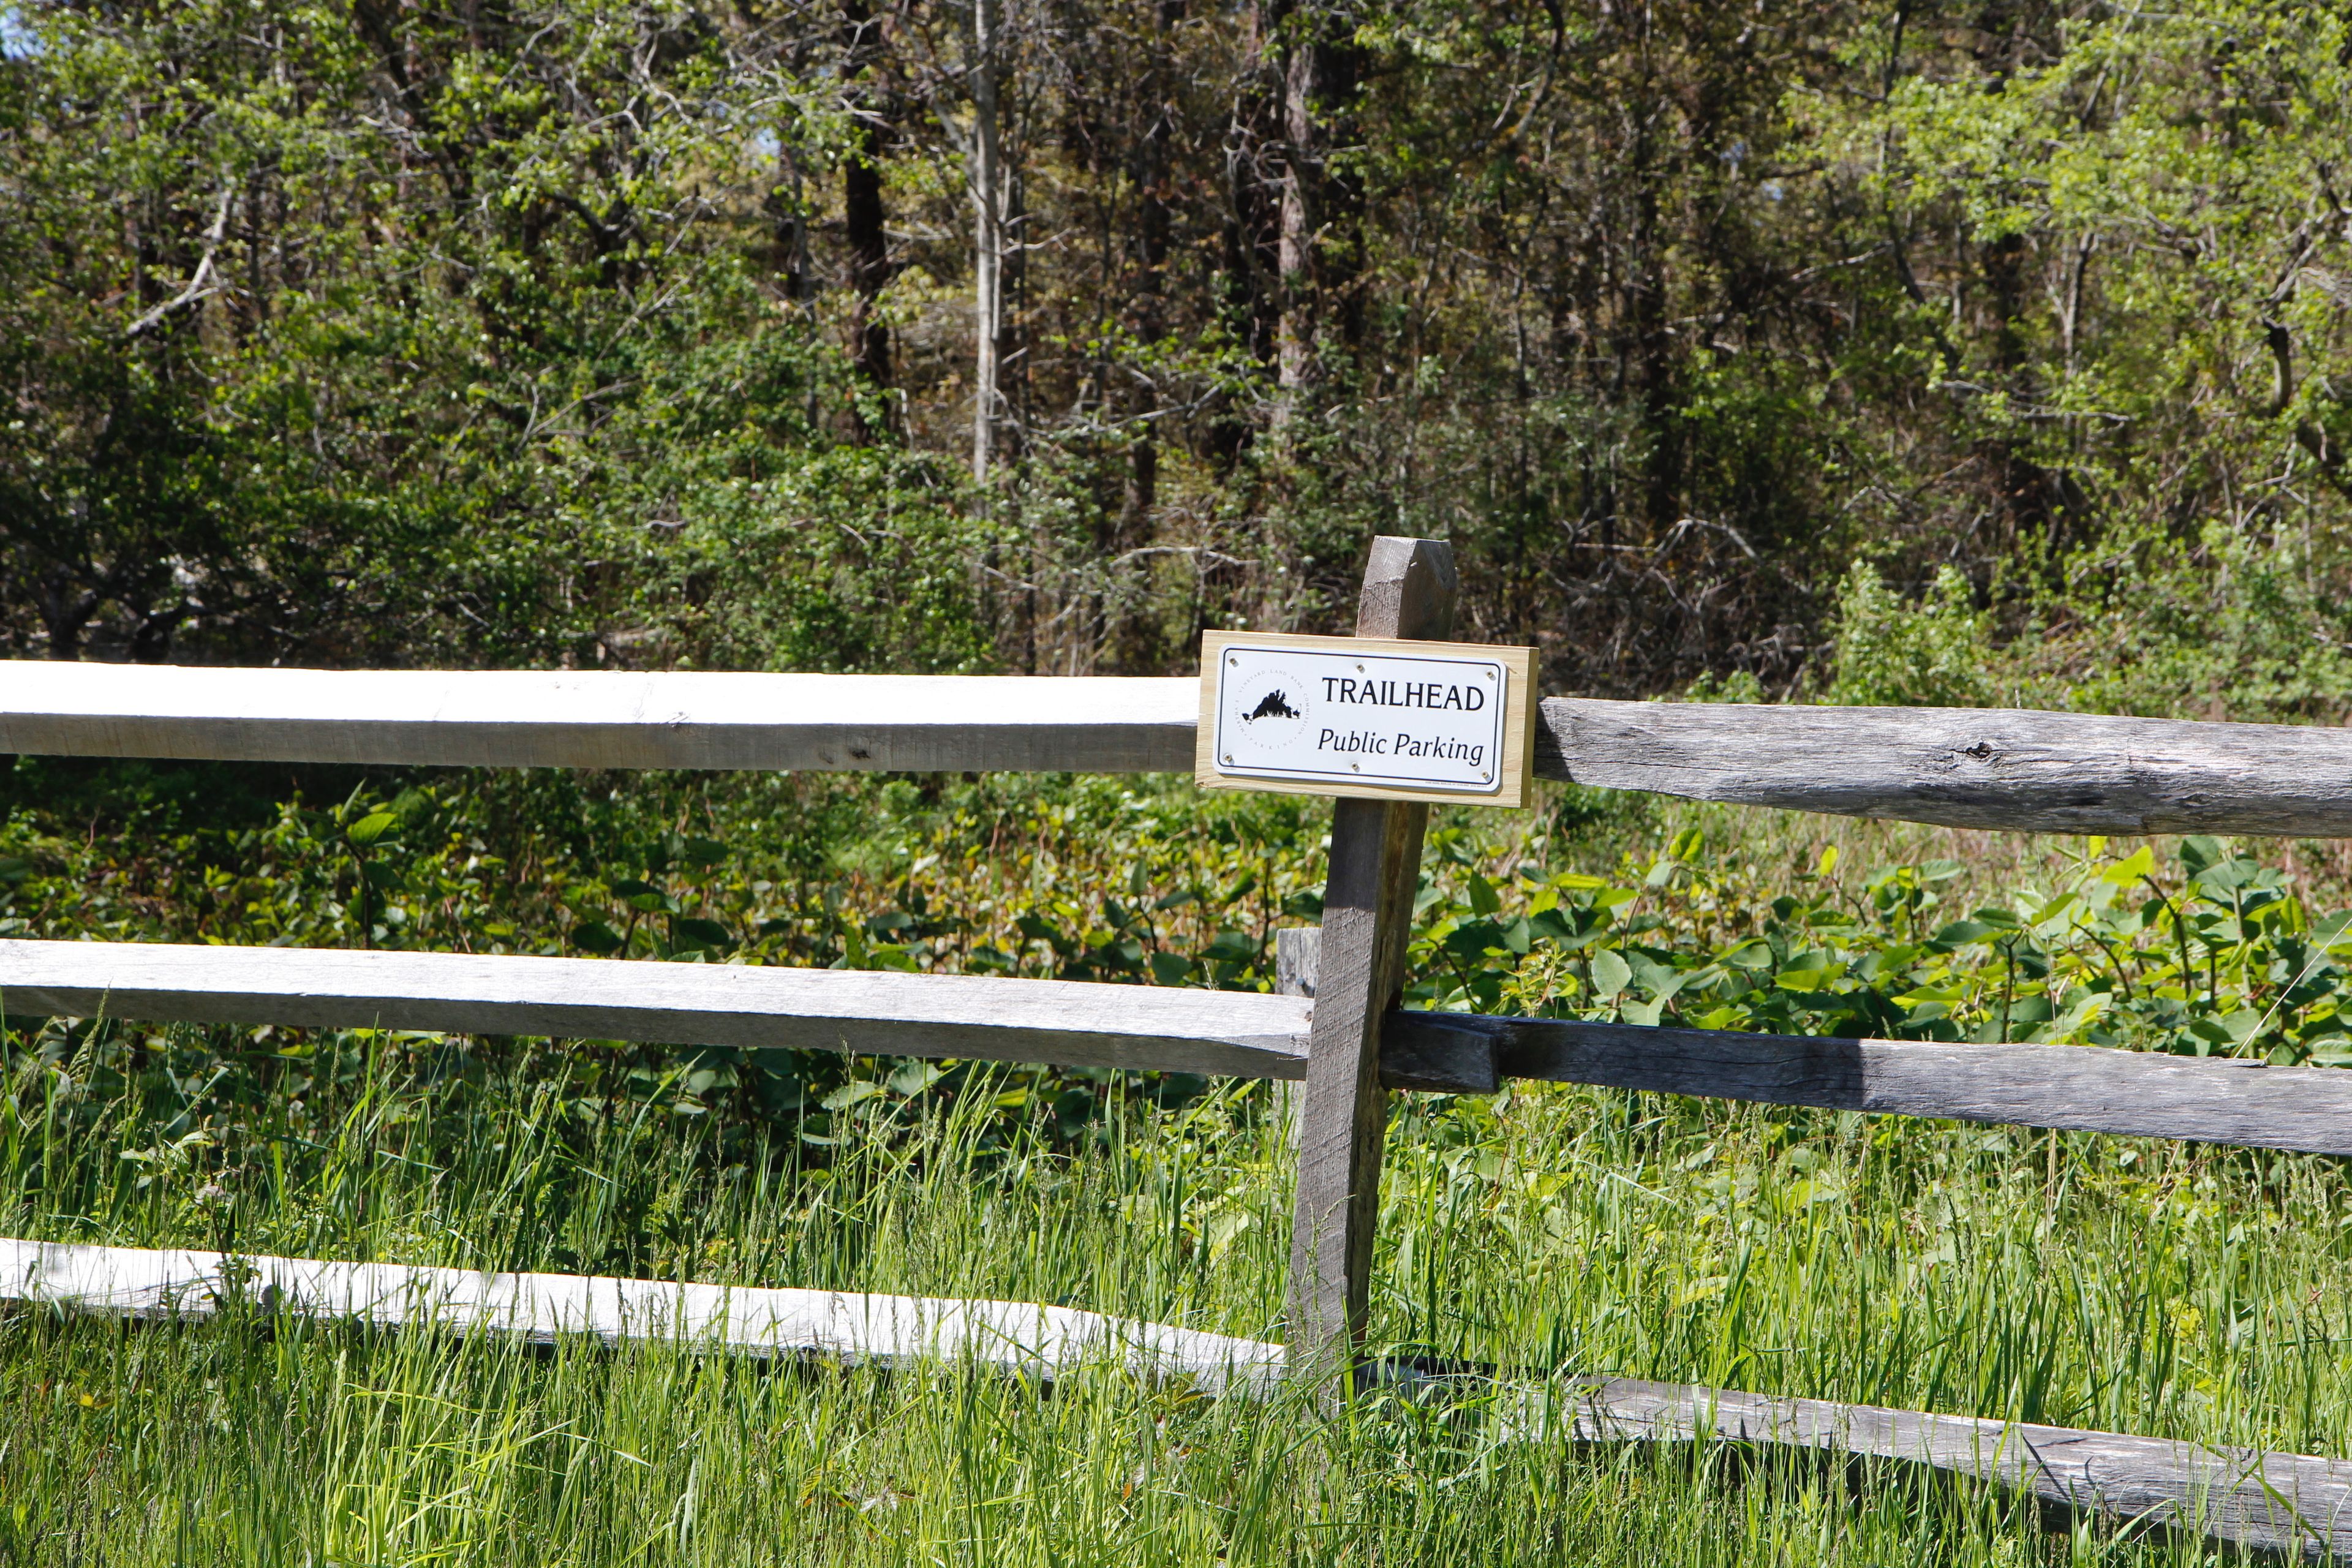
[1194, 630, 1538, 809]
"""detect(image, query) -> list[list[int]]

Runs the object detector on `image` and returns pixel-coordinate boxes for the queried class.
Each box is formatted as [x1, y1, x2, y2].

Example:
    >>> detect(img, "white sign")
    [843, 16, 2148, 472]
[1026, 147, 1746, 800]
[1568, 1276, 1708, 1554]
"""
[1196, 633, 1534, 805]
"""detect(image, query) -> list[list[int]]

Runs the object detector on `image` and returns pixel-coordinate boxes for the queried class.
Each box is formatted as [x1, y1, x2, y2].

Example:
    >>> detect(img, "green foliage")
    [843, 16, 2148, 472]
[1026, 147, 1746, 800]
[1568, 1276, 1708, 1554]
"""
[1417, 827, 2352, 1065]
[11, 763, 2352, 1555]
[2023, 527, 2352, 723]
[14, 0, 2352, 1545]
[559, 325, 993, 676]
[1681, 669, 1767, 704]
[9, 0, 2352, 701]
[0, 0, 986, 668]
[11, 761, 2352, 1186]
[1807, 0, 2352, 716]
[1824, 562, 1994, 709]
[0, 761, 1333, 1142]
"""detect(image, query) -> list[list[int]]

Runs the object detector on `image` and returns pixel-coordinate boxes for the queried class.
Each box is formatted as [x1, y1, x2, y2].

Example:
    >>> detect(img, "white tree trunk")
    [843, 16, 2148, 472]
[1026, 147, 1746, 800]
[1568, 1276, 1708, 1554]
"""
[970, 0, 1003, 481]
[1273, 31, 1318, 430]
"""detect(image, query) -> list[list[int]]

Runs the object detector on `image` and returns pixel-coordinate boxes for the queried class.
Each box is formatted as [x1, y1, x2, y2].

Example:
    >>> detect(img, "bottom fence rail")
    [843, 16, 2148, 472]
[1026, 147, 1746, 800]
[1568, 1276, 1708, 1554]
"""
[0, 1237, 1284, 1395]
[1540, 1375, 2352, 1561]
[6, 1237, 2348, 1557]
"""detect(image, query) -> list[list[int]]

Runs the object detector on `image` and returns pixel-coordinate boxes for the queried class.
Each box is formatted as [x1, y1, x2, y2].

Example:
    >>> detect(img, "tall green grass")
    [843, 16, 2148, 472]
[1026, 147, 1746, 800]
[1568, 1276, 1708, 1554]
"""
[4, 1028, 2343, 1564]
[12, 767, 2352, 1559]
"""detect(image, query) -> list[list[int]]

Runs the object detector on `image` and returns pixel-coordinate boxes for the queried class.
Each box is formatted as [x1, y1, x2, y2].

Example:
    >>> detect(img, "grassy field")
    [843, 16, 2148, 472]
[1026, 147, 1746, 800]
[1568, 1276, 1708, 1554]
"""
[8, 1025, 2352, 1561]
[7, 778, 2352, 1563]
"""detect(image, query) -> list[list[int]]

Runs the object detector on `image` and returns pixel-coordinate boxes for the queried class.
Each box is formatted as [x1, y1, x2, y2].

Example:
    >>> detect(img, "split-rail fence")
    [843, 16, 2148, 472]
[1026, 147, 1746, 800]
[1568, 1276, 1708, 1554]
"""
[8, 537, 2352, 1557]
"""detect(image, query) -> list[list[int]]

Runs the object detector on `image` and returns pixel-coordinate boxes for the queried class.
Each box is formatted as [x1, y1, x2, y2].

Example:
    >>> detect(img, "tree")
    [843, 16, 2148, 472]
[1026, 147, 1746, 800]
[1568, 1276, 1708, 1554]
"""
[7, 0, 2351, 715]
[1271, 0, 1363, 418]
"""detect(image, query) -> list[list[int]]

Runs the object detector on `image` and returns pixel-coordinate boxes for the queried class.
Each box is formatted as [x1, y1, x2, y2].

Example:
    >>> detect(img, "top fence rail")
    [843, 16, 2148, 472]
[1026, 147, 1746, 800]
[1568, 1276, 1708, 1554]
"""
[0, 662, 1198, 775]
[6, 660, 2350, 837]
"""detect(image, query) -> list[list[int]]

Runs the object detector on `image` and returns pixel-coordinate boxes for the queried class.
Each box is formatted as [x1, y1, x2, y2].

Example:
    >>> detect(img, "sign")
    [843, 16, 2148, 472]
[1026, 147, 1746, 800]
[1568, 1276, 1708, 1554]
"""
[1195, 631, 1537, 807]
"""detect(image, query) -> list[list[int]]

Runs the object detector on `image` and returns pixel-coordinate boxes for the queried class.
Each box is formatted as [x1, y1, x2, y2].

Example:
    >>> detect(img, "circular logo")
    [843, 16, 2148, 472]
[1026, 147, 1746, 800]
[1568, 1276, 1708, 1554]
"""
[1232, 664, 1311, 747]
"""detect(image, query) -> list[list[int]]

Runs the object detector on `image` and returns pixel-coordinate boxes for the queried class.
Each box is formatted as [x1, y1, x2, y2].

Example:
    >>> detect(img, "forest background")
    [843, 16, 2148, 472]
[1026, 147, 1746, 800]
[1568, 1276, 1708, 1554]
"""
[5, 0, 2350, 717]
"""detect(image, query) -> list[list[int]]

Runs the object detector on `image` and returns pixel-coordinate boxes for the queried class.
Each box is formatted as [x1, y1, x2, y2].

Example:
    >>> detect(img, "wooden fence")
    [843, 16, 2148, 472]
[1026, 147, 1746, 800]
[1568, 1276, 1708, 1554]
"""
[8, 537, 2352, 1556]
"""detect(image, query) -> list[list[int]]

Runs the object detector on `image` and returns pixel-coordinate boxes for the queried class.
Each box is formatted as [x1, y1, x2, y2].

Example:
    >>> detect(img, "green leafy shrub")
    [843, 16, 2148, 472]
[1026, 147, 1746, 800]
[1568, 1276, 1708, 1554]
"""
[1414, 828, 2352, 1065]
[1825, 562, 1995, 709]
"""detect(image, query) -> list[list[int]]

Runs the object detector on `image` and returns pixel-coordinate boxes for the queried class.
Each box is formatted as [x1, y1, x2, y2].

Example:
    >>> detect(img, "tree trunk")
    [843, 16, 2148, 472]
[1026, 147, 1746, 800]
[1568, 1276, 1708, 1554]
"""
[970, 0, 1004, 482]
[36, 566, 99, 661]
[1969, 4, 2079, 556]
[842, 0, 893, 396]
[1124, 0, 1182, 527]
[1210, 0, 1282, 467]
[1274, 0, 1362, 423]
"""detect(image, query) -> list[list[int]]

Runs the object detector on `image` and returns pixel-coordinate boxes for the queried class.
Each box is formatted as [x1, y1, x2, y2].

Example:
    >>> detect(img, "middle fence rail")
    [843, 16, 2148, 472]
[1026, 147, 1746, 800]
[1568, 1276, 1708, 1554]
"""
[9, 935, 2352, 1158]
[0, 938, 1313, 1081]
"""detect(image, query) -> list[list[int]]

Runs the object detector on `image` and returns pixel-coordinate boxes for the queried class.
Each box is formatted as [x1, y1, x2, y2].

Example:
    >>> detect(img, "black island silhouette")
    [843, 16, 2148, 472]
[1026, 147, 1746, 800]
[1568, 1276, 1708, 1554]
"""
[1245, 690, 1300, 722]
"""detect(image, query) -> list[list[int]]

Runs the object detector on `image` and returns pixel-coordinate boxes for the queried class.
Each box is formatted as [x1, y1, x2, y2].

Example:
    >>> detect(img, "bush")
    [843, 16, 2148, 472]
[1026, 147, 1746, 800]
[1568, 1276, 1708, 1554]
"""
[1825, 562, 1995, 709]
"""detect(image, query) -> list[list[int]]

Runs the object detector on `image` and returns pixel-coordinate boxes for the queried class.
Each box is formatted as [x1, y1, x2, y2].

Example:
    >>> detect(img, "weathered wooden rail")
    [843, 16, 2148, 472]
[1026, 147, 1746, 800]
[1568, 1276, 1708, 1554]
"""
[9, 542, 2352, 1557]
[9, 1235, 2348, 1556]
[0, 940, 1311, 1082]
[0, 663, 1196, 772]
[1536, 697, 2352, 837]
[1542, 1376, 2352, 1561]
[14, 938, 2352, 1160]
[0, 1238, 1286, 1395]
[1384, 1009, 2352, 1156]
[15, 658, 2352, 835]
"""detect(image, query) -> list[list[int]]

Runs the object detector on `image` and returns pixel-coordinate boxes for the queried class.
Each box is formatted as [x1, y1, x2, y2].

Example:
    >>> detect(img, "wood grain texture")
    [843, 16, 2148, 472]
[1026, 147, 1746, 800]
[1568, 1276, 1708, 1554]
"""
[19, 665, 2352, 834]
[1193, 632, 1537, 807]
[1272, 927, 1321, 1147]
[1547, 1376, 2352, 1561]
[1377, 1010, 1502, 1095]
[0, 940, 1311, 1080]
[1275, 927, 1321, 1003]
[0, 662, 1197, 774]
[0, 1238, 1286, 1395]
[1537, 698, 2352, 837]
[1288, 537, 1457, 1384]
[1379, 1011, 2352, 1155]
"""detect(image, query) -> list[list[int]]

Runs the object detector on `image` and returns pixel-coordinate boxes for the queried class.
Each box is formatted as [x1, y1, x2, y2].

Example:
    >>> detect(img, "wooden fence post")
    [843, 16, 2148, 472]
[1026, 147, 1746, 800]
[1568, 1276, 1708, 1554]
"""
[1286, 537, 1458, 1388]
